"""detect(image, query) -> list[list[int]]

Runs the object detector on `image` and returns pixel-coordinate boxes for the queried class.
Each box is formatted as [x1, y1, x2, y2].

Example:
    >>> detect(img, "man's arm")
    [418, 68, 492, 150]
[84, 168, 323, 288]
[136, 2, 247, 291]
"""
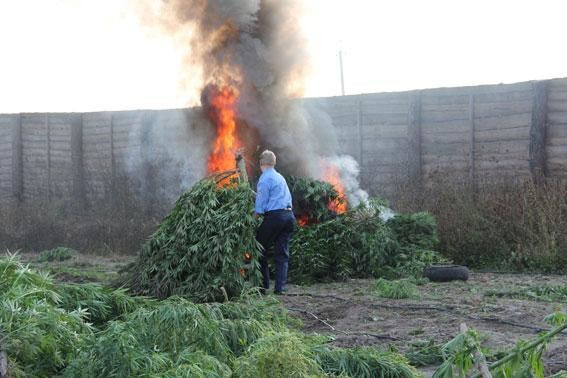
[255, 176, 269, 216]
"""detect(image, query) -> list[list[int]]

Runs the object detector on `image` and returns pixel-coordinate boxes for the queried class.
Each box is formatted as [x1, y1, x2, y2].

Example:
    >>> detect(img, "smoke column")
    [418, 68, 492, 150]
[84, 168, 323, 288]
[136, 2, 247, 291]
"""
[138, 0, 368, 205]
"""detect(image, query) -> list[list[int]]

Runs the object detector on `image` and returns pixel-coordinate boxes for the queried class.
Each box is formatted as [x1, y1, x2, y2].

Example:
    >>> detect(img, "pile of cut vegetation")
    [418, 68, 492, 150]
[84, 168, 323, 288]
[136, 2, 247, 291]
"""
[123, 176, 445, 299]
[288, 178, 445, 283]
[4, 254, 566, 377]
[123, 179, 262, 302]
[0, 253, 422, 377]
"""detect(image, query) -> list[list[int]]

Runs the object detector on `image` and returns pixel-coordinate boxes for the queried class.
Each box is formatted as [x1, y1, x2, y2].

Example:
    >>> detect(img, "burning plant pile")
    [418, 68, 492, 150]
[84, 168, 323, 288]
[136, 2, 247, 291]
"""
[122, 165, 444, 301]
[120, 0, 382, 301]
[289, 188, 445, 284]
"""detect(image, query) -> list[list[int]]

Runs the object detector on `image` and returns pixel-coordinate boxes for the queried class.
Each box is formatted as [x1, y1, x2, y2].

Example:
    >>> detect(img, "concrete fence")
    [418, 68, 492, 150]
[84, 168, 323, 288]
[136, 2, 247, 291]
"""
[313, 78, 567, 196]
[1, 78, 566, 209]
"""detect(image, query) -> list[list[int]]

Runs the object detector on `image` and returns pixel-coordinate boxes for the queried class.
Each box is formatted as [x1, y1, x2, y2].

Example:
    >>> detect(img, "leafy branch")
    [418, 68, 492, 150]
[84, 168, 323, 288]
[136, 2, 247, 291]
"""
[433, 311, 567, 378]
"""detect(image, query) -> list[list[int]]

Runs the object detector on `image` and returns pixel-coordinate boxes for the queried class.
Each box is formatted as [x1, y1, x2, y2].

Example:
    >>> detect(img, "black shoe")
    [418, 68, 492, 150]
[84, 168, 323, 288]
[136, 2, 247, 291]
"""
[273, 290, 286, 295]
[259, 288, 267, 295]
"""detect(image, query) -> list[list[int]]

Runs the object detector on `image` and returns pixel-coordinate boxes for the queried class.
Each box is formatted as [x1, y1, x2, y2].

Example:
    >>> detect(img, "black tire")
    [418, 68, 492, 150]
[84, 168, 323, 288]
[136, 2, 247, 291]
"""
[424, 265, 470, 282]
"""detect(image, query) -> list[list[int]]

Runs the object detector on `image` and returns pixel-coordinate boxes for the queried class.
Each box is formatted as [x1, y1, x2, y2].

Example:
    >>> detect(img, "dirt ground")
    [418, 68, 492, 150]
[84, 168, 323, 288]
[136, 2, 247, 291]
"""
[19, 252, 567, 376]
[281, 273, 567, 376]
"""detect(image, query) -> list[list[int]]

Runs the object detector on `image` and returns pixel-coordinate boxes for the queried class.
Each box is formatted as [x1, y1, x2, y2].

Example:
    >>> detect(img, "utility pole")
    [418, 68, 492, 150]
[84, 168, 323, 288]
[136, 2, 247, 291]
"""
[339, 50, 345, 96]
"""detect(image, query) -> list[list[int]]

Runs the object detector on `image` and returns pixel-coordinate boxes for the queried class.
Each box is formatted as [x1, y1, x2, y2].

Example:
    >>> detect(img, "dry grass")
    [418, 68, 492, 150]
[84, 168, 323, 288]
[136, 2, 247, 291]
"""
[0, 188, 162, 255]
[391, 176, 567, 272]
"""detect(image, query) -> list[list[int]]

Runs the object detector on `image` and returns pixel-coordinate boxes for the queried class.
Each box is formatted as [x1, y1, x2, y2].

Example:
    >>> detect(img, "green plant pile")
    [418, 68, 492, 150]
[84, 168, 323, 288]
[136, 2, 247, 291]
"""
[123, 179, 262, 302]
[57, 282, 153, 325]
[386, 212, 439, 250]
[314, 346, 420, 377]
[375, 278, 419, 299]
[37, 246, 78, 262]
[290, 198, 445, 283]
[0, 253, 94, 377]
[0, 254, 422, 378]
[119, 175, 444, 297]
[286, 176, 341, 223]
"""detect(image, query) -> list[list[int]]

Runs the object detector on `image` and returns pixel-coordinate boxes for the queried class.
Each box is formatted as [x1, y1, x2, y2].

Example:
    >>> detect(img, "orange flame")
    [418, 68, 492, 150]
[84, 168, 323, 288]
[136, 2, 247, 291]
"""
[297, 214, 309, 227]
[321, 162, 348, 214]
[207, 86, 242, 173]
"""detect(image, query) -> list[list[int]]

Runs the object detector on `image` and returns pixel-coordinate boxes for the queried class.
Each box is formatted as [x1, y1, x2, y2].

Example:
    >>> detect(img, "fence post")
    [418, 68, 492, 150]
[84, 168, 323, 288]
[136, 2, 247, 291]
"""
[529, 80, 549, 182]
[408, 90, 422, 188]
[46, 114, 51, 200]
[108, 112, 117, 208]
[70, 113, 85, 208]
[140, 111, 156, 213]
[469, 94, 476, 192]
[11, 114, 23, 201]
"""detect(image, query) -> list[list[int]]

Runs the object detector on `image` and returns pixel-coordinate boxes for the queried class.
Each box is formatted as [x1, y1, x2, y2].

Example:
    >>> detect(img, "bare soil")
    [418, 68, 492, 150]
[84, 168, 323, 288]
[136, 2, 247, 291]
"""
[280, 273, 567, 376]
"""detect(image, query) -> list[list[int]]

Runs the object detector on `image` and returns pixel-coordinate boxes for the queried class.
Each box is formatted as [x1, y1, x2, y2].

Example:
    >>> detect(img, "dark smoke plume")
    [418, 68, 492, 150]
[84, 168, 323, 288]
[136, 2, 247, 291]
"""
[138, 0, 368, 205]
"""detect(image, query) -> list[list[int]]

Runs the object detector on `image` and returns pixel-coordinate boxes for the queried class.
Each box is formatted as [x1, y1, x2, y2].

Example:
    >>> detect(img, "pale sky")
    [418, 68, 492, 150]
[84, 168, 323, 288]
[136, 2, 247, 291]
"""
[0, 0, 566, 112]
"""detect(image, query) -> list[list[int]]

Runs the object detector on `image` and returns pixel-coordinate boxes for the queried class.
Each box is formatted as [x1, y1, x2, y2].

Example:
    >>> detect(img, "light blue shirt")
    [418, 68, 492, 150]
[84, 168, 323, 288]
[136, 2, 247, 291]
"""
[255, 167, 292, 214]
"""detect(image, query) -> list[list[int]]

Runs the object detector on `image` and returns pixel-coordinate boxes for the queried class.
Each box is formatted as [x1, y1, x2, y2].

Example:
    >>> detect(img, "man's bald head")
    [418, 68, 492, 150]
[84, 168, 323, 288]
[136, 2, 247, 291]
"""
[259, 150, 276, 167]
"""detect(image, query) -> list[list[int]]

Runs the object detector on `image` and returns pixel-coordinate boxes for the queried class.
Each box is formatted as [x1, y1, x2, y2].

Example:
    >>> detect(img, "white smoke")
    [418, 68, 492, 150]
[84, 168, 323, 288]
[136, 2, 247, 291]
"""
[322, 155, 369, 207]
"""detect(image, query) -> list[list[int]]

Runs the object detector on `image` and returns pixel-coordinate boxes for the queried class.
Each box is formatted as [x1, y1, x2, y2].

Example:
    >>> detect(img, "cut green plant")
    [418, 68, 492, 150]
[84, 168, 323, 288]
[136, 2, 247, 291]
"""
[37, 246, 78, 262]
[404, 339, 444, 367]
[1, 254, 421, 377]
[122, 179, 262, 302]
[290, 204, 445, 284]
[485, 285, 567, 303]
[432, 312, 567, 378]
[375, 278, 419, 299]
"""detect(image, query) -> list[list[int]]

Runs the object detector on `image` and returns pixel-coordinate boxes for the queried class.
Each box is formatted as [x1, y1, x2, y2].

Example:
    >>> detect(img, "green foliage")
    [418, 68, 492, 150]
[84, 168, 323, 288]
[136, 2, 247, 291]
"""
[57, 282, 155, 324]
[314, 346, 421, 377]
[286, 176, 340, 223]
[234, 332, 326, 377]
[290, 213, 397, 283]
[404, 339, 444, 367]
[0, 253, 93, 377]
[290, 205, 445, 284]
[386, 212, 439, 250]
[0, 254, 431, 377]
[124, 179, 262, 301]
[432, 312, 567, 378]
[64, 297, 292, 377]
[37, 246, 78, 262]
[485, 285, 567, 303]
[375, 278, 419, 299]
[119, 175, 444, 290]
[432, 328, 479, 378]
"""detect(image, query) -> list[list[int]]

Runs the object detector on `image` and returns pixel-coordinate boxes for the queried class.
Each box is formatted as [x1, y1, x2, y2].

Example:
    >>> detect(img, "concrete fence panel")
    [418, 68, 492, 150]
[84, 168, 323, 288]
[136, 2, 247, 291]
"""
[1, 78, 567, 210]
[0, 115, 16, 201]
[547, 78, 567, 178]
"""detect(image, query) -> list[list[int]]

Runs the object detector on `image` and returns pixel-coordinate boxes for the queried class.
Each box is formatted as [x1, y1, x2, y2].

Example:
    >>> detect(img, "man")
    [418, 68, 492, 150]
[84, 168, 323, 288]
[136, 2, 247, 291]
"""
[255, 150, 296, 294]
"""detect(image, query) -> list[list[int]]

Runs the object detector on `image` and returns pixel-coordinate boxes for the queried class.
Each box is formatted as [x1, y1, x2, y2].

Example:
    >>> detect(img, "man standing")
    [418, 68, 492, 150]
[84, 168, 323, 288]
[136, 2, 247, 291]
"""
[255, 150, 295, 294]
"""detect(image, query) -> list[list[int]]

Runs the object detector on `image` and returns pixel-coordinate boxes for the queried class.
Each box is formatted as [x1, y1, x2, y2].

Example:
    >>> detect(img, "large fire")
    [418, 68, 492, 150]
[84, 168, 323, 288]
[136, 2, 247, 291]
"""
[206, 86, 242, 173]
[321, 162, 348, 214]
[203, 86, 349, 217]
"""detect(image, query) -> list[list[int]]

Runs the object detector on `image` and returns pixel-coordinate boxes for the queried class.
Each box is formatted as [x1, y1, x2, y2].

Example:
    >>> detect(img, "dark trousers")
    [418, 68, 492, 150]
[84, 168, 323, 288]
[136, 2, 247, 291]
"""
[256, 210, 295, 293]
